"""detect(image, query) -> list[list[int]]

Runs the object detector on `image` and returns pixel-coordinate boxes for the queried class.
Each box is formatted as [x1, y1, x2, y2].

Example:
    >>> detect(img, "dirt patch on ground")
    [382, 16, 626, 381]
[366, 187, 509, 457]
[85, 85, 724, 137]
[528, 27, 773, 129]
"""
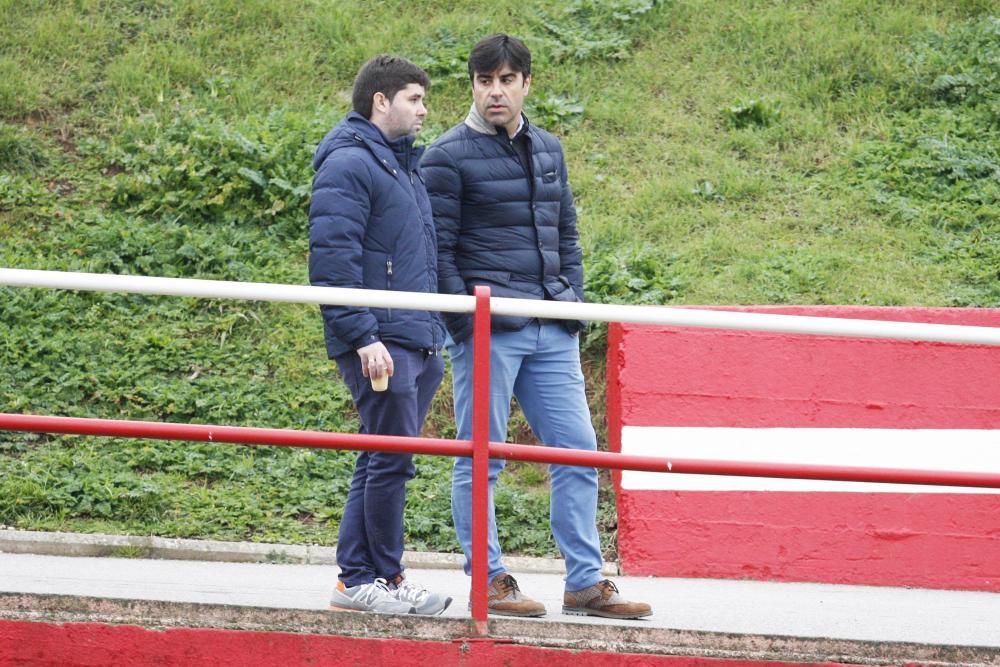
[46, 179, 75, 197]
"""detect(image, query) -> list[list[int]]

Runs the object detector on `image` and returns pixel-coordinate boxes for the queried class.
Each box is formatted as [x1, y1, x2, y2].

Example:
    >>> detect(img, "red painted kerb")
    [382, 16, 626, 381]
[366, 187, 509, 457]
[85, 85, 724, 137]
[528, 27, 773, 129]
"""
[0, 620, 862, 667]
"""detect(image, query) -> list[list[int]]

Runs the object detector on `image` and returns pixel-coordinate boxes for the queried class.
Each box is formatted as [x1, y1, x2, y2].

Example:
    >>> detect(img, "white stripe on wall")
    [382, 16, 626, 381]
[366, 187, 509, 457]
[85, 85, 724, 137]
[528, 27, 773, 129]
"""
[620, 427, 1000, 493]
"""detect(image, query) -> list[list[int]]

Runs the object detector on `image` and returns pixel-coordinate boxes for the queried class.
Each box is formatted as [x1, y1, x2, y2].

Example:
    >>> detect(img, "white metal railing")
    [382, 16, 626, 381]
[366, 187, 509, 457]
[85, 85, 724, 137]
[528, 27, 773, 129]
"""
[2, 268, 1000, 346]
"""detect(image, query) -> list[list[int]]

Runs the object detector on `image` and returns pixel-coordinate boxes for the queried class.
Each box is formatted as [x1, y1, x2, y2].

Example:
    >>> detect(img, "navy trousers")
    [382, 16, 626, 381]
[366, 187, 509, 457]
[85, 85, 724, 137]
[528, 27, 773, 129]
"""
[333, 343, 443, 587]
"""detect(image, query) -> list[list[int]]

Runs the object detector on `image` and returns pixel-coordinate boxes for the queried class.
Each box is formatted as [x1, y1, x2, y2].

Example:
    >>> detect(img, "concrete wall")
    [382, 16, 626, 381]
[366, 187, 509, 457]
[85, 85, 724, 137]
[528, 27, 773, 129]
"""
[608, 307, 1000, 591]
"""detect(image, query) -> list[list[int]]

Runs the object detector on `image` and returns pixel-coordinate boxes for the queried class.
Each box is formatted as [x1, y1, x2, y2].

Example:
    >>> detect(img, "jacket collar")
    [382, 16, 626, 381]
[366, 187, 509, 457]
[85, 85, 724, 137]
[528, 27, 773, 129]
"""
[464, 103, 528, 138]
[345, 112, 423, 175]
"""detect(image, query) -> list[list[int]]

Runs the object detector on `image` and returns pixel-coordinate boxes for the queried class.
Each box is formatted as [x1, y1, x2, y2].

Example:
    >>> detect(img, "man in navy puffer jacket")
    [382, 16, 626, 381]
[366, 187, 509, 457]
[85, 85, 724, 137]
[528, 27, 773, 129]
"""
[423, 35, 651, 620]
[309, 55, 449, 616]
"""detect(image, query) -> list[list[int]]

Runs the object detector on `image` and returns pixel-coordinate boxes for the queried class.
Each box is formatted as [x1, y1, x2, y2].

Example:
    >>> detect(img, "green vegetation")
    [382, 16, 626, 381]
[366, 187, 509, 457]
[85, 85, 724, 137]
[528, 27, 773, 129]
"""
[2, 1, 997, 560]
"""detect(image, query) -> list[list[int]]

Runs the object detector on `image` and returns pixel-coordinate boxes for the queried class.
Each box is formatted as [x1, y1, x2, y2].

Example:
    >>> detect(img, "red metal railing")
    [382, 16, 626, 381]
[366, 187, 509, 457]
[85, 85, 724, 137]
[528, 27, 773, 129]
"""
[470, 285, 491, 635]
[2, 285, 1000, 634]
[3, 412, 995, 487]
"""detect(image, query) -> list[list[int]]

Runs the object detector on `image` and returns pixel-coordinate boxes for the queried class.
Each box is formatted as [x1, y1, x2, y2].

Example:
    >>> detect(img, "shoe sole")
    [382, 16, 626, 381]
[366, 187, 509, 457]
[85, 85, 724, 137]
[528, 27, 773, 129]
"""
[487, 607, 547, 618]
[414, 597, 454, 616]
[562, 606, 652, 620]
[329, 604, 416, 614]
[468, 603, 547, 617]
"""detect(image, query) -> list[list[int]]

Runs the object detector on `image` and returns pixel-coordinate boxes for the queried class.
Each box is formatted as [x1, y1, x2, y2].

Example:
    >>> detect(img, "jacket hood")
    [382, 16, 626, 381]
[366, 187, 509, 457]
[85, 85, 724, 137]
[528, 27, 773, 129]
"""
[313, 112, 422, 173]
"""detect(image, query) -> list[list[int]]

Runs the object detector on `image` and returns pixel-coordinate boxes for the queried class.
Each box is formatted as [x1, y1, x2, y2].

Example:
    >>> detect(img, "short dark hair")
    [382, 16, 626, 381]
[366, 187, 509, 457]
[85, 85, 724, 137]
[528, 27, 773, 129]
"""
[352, 55, 430, 119]
[468, 34, 531, 82]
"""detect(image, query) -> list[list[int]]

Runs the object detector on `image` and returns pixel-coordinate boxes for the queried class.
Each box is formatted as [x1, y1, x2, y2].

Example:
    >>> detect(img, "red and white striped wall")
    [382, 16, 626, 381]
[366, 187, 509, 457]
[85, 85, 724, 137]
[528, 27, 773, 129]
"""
[607, 306, 1000, 591]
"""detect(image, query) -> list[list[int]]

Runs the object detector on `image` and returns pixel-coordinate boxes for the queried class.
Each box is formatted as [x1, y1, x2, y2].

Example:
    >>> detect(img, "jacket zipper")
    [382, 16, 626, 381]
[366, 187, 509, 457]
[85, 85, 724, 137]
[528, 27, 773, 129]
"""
[386, 258, 393, 321]
[504, 134, 540, 254]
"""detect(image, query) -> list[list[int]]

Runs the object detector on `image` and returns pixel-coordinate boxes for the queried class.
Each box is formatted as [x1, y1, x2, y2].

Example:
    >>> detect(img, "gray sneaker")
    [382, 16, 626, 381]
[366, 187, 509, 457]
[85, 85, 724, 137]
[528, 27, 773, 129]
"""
[330, 578, 415, 614]
[387, 574, 452, 616]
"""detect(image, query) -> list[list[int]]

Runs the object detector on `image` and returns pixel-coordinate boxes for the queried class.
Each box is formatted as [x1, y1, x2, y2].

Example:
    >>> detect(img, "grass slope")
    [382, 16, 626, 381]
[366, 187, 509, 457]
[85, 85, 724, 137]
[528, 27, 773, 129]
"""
[1, 0, 997, 559]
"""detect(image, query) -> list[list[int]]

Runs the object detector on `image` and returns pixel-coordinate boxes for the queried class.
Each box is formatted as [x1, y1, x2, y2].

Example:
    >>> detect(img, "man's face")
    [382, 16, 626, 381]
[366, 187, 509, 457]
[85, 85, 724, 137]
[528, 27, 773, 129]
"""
[379, 83, 427, 139]
[472, 65, 530, 136]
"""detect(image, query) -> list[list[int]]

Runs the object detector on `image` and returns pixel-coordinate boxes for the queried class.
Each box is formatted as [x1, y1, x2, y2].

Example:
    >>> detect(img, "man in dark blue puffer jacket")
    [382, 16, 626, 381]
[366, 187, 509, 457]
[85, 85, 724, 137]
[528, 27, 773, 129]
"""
[423, 35, 651, 620]
[309, 55, 449, 616]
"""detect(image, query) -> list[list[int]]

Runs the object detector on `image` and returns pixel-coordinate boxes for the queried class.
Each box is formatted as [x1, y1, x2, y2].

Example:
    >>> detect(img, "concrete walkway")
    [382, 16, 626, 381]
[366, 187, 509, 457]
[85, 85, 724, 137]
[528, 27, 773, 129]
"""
[3, 551, 1000, 646]
[1, 530, 999, 664]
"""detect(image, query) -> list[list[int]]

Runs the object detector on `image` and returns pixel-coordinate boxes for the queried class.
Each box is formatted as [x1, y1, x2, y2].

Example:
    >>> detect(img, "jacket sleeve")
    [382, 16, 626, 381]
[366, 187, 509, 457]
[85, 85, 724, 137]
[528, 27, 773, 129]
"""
[556, 147, 585, 301]
[422, 143, 473, 343]
[308, 152, 381, 350]
[556, 146, 587, 334]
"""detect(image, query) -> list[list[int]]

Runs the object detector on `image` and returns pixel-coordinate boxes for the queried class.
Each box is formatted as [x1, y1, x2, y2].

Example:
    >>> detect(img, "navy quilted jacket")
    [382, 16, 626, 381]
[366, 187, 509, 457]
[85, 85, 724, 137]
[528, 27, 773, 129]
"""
[308, 112, 444, 358]
[421, 109, 585, 343]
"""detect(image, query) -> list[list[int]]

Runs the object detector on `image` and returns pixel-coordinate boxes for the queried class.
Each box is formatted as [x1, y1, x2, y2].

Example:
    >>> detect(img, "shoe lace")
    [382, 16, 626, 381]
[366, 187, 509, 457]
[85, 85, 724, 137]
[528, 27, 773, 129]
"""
[351, 578, 394, 606]
[498, 575, 521, 594]
[394, 579, 430, 605]
[599, 579, 619, 594]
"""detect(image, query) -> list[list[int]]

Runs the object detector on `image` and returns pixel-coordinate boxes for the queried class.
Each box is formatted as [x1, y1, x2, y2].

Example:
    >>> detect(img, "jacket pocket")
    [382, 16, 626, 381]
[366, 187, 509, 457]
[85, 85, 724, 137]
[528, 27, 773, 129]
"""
[547, 275, 581, 303]
[462, 270, 511, 292]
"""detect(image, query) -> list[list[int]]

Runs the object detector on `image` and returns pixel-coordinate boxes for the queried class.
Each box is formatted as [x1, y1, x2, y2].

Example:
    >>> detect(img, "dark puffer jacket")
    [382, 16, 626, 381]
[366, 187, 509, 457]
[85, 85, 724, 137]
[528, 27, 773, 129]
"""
[421, 108, 585, 343]
[309, 112, 444, 359]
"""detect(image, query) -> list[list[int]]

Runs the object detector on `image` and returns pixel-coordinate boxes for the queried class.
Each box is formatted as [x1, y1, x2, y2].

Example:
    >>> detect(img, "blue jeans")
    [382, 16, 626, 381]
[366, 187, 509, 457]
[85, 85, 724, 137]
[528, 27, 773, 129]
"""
[334, 344, 444, 587]
[448, 321, 603, 591]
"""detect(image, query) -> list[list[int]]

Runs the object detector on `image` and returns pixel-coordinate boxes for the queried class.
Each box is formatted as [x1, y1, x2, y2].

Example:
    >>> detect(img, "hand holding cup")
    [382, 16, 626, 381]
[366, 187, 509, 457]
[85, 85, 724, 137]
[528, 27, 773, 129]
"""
[357, 341, 393, 392]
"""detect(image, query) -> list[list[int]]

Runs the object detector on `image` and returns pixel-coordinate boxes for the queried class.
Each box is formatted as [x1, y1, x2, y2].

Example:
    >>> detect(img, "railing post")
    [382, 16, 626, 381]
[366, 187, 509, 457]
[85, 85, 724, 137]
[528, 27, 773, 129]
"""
[470, 286, 491, 636]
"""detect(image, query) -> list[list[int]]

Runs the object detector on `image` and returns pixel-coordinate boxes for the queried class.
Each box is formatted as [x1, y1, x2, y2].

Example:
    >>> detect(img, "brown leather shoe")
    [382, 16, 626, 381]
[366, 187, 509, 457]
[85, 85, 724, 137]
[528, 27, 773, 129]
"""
[477, 573, 546, 617]
[563, 579, 652, 619]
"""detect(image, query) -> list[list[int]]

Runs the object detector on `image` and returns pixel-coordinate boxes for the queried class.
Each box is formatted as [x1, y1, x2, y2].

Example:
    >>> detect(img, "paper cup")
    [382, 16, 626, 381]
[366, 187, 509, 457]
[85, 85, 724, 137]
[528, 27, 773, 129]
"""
[370, 374, 389, 392]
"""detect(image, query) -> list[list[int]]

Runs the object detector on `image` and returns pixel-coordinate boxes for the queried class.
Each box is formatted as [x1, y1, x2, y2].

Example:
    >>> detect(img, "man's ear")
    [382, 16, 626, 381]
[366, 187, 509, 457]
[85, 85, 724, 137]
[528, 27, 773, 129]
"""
[522, 74, 531, 93]
[372, 91, 389, 114]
